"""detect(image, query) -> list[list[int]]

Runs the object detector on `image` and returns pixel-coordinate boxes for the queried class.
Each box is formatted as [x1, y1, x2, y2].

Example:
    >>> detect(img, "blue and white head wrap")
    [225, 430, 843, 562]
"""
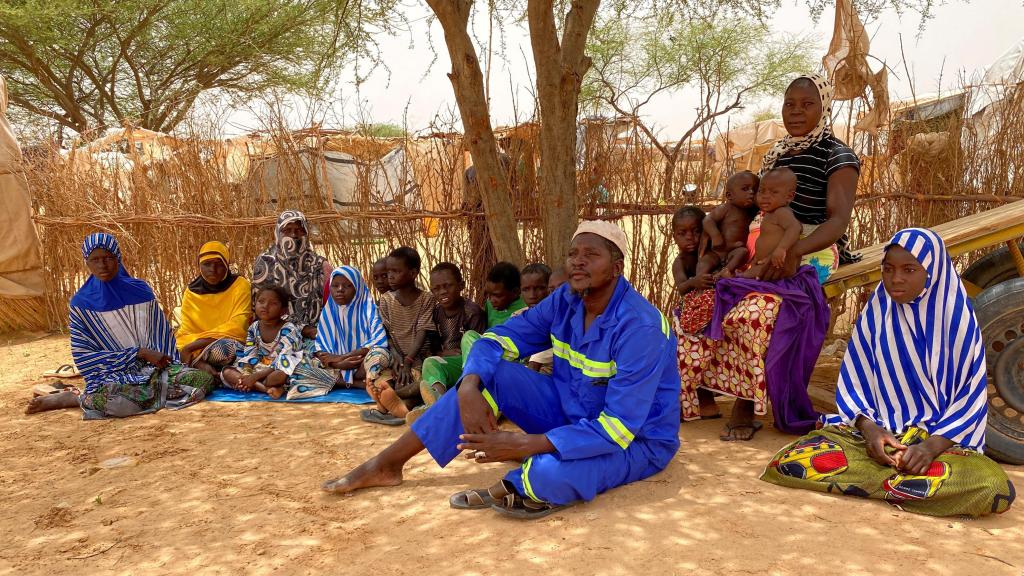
[825, 228, 989, 450]
[314, 265, 388, 383]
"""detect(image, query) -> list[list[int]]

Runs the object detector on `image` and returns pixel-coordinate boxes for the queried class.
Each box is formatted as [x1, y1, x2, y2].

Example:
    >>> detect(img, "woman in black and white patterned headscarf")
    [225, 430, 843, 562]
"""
[252, 210, 332, 341]
[755, 73, 861, 283]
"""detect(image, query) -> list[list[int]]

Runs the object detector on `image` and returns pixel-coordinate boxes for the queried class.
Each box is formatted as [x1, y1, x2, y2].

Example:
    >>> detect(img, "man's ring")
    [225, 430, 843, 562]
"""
[476, 451, 487, 459]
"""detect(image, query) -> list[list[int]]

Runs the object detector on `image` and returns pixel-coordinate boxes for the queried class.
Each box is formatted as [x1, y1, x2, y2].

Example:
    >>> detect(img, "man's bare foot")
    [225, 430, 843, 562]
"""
[25, 390, 80, 414]
[267, 386, 285, 399]
[322, 456, 404, 495]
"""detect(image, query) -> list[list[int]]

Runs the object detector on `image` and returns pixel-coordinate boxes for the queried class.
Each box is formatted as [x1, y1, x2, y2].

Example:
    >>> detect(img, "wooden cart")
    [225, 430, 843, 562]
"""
[821, 199, 1024, 464]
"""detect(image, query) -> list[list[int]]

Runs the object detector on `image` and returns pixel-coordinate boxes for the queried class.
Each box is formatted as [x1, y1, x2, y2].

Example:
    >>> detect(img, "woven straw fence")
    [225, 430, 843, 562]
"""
[20, 91, 1024, 334]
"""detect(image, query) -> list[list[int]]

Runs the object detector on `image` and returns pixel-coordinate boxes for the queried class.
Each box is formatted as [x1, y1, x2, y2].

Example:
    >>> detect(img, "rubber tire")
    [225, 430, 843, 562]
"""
[974, 278, 1024, 465]
[961, 243, 1024, 293]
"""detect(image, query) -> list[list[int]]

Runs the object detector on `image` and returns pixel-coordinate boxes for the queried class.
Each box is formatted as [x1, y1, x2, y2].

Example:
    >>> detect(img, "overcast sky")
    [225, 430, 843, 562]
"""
[219, 1, 1024, 140]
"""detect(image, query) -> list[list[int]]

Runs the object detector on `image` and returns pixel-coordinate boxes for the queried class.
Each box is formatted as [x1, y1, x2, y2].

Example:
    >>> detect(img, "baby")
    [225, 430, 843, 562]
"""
[697, 171, 759, 279]
[743, 167, 802, 280]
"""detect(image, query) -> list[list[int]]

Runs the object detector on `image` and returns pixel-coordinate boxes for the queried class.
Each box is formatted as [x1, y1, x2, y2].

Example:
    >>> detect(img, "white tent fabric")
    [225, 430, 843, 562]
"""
[0, 75, 45, 298]
[968, 37, 1024, 118]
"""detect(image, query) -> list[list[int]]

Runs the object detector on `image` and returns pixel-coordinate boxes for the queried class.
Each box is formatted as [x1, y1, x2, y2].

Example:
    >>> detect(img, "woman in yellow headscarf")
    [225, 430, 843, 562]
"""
[177, 241, 252, 377]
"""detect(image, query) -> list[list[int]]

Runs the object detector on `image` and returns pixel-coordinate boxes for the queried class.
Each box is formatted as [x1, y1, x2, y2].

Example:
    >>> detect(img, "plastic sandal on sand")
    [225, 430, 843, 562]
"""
[488, 480, 575, 520]
[360, 408, 405, 426]
[41, 364, 80, 379]
[449, 481, 508, 510]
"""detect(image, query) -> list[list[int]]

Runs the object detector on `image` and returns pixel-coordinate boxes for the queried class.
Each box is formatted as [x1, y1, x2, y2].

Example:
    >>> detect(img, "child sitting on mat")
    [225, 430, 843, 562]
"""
[222, 285, 333, 400]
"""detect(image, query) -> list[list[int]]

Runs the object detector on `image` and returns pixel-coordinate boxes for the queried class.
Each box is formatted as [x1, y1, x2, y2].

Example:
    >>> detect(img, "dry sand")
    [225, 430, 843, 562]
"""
[1, 333, 1021, 576]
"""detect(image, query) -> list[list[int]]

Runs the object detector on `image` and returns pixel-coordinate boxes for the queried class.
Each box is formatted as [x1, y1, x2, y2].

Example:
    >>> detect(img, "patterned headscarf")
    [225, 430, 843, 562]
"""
[823, 228, 988, 450]
[71, 233, 155, 312]
[314, 266, 388, 383]
[252, 211, 328, 329]
[761, 73, 835, 173]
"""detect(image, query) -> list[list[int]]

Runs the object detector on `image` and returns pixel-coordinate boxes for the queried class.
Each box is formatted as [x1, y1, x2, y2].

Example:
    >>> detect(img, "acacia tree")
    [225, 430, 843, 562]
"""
[0, 0, 401, 135]
[585, 9, 815, 198]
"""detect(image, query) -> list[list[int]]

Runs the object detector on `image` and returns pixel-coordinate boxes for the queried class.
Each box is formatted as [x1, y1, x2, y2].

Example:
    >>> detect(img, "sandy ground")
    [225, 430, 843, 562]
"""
[1, 333, 1022, 576]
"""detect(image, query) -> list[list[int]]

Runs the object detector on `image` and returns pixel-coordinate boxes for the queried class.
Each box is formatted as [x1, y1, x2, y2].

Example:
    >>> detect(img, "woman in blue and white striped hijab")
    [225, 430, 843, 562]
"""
[761, 229, 1015, 517]
[314, 266, 388, 387]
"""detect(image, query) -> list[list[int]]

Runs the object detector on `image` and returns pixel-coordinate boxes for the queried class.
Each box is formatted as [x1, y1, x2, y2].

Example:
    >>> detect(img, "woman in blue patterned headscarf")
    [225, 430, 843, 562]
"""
[761, 228, 1014, 517]
[26, 233, 215, 417]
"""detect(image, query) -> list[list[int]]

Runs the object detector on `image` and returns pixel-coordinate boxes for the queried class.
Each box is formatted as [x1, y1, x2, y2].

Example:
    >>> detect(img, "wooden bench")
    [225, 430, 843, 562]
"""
[823, 198, 1024, 299]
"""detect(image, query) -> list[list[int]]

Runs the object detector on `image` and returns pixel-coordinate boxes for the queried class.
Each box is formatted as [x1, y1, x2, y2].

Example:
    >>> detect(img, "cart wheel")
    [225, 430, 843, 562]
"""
[975, 278, 1024, 464]
[962, 242, 1024, 292]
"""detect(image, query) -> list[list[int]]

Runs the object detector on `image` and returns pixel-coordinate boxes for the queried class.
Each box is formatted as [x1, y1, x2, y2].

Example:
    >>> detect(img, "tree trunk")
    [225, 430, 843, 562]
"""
[528, 0, 600, 266]
[661, 153, 678, 201]
[427, 0, 524, 267]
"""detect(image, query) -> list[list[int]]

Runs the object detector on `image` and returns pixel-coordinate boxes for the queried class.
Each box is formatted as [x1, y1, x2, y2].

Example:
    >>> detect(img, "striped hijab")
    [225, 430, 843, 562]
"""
[314, 266, 388, 383]
[824, 228, 989, 450]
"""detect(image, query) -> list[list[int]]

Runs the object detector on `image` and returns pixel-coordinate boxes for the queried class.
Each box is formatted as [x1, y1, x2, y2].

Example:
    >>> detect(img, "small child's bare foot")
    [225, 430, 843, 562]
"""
[719, 269, 734, 279]
[267, 386, 285, 399]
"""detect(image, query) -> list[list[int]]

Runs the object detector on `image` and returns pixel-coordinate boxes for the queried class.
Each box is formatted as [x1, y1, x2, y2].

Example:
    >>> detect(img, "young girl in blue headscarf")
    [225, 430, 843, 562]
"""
[761, 228, 1015, 517]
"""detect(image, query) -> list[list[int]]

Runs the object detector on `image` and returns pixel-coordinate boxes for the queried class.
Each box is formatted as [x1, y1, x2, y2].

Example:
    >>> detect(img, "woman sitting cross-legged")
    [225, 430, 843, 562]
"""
[761, 228, 1015, 517]
[27, 233, 216, 417]
[176, 241, 252, 377]
[313, 266, 388, 389]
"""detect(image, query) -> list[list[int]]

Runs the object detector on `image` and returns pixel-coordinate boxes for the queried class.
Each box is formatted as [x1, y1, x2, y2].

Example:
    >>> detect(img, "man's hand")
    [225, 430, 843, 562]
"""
[858, 418, 905, 467]
[457, 431, 553, 464]
[458, 375, 497, 434]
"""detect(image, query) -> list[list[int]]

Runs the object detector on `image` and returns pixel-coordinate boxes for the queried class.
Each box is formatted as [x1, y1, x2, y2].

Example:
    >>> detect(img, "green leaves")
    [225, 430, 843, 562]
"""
[0, 0, 404, 134]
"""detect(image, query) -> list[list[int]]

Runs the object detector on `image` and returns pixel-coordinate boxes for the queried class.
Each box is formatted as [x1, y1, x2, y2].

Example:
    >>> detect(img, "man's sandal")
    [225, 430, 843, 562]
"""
[449, 481, 507, 510]
[488, 480, 574, 519]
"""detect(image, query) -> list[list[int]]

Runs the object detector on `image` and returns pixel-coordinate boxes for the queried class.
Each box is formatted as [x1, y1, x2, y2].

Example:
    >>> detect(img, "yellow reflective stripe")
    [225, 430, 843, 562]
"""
[549, 336, 617, 378]
[597, 411, 634, 450]
[482, 332, 520, 361]
[480, 389, 499, 417]
[521, 457, 543, 502]
[660, 312, 671, 339]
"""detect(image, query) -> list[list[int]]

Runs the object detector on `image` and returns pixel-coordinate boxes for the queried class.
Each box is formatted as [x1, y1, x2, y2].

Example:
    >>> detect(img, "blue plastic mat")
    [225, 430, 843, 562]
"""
[206, 387, 373, 404]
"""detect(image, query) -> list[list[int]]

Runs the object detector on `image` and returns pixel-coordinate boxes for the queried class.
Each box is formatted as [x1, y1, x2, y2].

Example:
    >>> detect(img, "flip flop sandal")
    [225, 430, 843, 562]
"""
[449, 481, 510, 510]
[32, 381, 80, 397]
[719, 420, 764, 442]
[360, 409, 405, 426]
[42, 364, 81, 379]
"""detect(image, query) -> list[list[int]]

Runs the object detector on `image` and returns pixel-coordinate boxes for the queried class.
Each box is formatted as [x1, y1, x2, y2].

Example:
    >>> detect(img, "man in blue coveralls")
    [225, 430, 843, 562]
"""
[323, 221, 681, 519]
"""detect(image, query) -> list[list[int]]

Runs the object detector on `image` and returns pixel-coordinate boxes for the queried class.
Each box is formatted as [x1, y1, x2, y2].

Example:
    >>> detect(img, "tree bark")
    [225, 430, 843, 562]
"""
[528, 0, 599, 265]
[427, 0, 524, 266]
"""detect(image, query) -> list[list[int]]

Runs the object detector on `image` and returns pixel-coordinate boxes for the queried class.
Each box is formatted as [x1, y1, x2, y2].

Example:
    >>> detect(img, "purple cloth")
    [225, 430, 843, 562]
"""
[707, 265, 829, 434]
